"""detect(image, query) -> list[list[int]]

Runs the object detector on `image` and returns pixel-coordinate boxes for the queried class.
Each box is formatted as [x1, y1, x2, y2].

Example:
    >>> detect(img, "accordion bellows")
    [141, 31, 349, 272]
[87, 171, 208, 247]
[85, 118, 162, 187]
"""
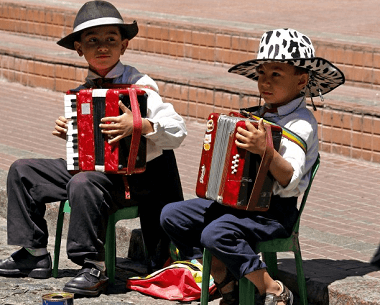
[196, 113, 282, 211]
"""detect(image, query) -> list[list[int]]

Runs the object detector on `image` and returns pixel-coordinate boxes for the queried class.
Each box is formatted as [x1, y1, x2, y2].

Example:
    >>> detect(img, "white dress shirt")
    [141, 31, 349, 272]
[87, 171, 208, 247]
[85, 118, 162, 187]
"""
[260, 96, 319, 197]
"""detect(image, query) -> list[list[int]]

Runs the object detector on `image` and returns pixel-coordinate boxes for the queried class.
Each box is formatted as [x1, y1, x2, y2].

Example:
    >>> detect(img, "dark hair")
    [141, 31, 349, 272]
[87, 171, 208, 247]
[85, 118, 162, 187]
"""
[294, 66, 309, 75]
[118, 27, 129, 40]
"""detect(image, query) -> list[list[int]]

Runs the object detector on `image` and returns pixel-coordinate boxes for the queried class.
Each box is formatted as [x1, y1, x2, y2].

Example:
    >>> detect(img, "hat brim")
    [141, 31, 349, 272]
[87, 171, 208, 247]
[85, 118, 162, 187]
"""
[57, 21, 138, 50]
[228, 57, 345, 97]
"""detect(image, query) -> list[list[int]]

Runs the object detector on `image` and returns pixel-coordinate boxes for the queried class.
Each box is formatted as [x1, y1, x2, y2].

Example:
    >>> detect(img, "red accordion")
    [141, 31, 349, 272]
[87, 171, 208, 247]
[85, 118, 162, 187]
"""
[64, 86, 147, 174]
[196, 113, 282, 211]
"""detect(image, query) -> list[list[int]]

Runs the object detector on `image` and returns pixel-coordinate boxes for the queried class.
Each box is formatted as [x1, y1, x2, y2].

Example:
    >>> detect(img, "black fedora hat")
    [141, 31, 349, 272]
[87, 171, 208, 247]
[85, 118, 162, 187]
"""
[57, 0, 138, 50]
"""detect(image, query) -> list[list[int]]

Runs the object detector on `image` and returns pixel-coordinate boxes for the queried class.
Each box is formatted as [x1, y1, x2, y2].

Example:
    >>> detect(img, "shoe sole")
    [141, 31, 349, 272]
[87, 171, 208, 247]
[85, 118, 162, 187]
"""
[0, 268, 51, 279]
[63, 282, 108, 297]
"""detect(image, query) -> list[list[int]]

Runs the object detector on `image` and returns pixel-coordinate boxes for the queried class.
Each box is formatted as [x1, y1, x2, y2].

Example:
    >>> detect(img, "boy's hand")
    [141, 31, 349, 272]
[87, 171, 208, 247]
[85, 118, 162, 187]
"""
[100, 101, 134, 145]
[235, 118, 267, 156]
[52, 116, 68, 140]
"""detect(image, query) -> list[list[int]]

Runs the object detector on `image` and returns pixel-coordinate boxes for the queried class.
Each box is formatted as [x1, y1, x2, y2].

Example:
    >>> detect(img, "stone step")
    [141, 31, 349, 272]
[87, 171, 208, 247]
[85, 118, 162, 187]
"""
[1, 26, 380, 163]
[1, 1, 380, 165]
[1, 0, 380, 92]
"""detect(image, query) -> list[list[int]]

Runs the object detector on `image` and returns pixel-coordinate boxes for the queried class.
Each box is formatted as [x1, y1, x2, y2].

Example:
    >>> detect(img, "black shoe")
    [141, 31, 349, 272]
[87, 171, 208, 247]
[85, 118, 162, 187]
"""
[370, 247, 380, 269]
[0, 247, 52, 279]
[63, 263, 109, 297]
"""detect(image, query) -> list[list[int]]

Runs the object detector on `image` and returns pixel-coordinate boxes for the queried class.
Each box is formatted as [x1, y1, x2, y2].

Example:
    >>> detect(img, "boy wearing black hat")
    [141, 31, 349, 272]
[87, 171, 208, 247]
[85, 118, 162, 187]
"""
[0, 0, 187, 297]
[160, 28, 345, 304]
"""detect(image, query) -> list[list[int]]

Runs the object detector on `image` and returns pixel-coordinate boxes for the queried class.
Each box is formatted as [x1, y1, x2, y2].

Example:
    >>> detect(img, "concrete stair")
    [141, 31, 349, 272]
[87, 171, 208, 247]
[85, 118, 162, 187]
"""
[1, 0, 380, 162]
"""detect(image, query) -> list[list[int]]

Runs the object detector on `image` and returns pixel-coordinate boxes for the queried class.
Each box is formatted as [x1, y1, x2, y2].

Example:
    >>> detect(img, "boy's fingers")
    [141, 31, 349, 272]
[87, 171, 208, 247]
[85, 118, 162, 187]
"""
[59, 116, 68, 123]
[236, 126, 250, 139]
[100, 116, 118, 123]
[101, 128, 121, 135]
[258, 118, 266, 131]
[119, 101, 132, 115]
[55, 116, 68, 127]
[244, 120, 259, 133]
[99, 121, 117, 129]
[107, 135, 123, 144]
[236, 126, 244, 134]
[244, 120, 253, 132]
[55, 120, 65, 128]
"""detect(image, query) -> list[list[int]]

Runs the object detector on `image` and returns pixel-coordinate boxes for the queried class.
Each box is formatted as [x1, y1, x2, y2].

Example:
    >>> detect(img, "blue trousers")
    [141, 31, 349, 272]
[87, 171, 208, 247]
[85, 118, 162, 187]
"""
[160, 196, 298, 280]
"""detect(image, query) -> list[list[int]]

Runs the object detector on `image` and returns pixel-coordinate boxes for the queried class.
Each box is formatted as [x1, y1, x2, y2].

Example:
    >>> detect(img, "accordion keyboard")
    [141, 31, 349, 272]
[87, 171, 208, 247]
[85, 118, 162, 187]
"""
[64, 93, 79, 171]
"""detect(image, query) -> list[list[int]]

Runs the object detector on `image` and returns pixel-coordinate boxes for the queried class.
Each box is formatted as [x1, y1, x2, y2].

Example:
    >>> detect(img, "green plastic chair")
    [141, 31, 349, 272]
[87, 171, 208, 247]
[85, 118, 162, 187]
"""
[200, 154, 320, 305]
[52, 200, 140, 284]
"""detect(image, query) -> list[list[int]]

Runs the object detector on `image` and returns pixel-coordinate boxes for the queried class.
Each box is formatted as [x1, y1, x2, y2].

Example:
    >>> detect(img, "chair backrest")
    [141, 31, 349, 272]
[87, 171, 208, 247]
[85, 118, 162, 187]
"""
[292, 153, 320, 234]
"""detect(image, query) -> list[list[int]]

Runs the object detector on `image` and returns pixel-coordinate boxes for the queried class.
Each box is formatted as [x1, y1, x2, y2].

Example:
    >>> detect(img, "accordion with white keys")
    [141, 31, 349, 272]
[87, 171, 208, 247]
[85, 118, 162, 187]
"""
[195, 113, 282, 212]
[64, 86, 147, 174]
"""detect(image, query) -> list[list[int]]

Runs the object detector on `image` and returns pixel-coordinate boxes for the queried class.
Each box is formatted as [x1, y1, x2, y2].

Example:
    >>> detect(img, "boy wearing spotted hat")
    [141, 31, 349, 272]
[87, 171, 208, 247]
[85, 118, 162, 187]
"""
[160, 28, 344, 304]
[0, 0, 186, 297]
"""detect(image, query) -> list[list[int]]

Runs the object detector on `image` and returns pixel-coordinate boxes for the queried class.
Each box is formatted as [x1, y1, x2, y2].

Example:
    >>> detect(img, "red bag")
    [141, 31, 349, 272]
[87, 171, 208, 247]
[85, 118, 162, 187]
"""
[126, 260, 216, 301]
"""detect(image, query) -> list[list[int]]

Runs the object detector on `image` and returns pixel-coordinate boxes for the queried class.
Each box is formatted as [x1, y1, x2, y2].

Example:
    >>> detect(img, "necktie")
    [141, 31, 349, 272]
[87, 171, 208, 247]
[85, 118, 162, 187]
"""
[94, 78, 113, 88]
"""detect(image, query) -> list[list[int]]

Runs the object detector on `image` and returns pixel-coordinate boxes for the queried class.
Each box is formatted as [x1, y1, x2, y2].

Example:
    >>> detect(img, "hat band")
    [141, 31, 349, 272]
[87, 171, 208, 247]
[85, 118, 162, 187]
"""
[74, 17, 124, 33]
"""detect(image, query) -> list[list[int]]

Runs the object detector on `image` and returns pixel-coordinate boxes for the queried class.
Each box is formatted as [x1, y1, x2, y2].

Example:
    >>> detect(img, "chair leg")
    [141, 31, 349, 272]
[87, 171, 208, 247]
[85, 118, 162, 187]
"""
[201, 251, 258, 305]
[52, 200, 67, 278]
[294, 249, 308, 305]
[200, 249, 212, 305]
[105, 213, 116, 284]
[262, 252, 278, 278]
[239, 276, 256, 305]
[141, 229, 153, 274]
[104, 206, 142, 284]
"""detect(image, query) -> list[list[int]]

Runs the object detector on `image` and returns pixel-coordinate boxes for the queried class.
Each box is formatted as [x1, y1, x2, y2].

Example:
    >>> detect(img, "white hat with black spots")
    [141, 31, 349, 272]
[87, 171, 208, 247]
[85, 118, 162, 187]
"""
[228, 28, 345, 97]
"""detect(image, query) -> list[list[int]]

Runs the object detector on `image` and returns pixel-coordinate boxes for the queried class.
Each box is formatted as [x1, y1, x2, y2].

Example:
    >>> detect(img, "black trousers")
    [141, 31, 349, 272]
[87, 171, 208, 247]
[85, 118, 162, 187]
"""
[6, 150, 183, 265]
[371, 245, 380, 269]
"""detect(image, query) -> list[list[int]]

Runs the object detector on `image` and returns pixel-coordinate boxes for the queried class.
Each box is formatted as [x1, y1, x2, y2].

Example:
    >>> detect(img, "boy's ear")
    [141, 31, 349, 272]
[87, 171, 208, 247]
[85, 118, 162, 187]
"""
[121, 39, 129, 55]
[74, 41, 83, 57]
[298, 73, 309, 90]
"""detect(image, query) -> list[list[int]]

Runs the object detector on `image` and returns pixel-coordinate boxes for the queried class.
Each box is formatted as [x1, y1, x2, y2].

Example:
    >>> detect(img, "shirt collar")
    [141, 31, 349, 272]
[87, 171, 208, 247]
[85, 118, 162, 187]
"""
[262, 96, 305, 118]
[85, 61, 125, 82]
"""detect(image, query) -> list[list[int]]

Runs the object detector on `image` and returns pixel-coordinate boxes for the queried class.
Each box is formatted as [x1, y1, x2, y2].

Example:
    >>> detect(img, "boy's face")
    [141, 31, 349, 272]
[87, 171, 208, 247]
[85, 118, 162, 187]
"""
[74, 25, 128, 76]
[256, 62, 308, 106]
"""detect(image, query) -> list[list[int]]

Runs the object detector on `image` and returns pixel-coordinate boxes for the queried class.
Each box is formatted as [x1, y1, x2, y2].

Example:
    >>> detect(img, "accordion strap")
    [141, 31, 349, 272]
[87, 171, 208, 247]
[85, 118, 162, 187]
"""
[126, 88, 143, 175]
[246, 123, 275, 212]
[238, 109, 307, 153]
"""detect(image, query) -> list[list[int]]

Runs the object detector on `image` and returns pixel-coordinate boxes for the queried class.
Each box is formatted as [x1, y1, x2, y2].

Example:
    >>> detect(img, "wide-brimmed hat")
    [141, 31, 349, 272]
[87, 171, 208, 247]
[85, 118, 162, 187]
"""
[57, 0, 138, 50]
[228, 28, 345, 97]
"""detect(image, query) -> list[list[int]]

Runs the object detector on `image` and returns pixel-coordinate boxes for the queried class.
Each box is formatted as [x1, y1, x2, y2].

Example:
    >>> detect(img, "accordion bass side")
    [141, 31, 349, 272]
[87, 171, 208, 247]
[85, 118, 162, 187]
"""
[196, 113, 282, 211]
[64, 86, 147, 174]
